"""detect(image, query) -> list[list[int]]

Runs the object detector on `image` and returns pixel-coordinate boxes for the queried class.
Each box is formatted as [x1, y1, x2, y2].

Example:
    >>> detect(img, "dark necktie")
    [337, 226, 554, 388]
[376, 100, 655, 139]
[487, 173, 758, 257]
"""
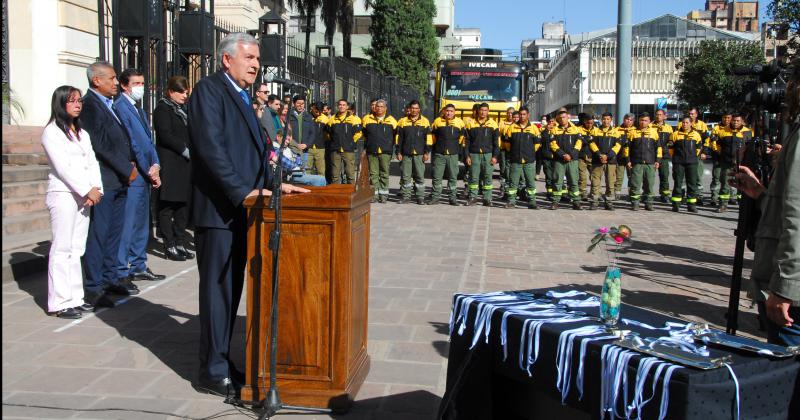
[137, 106, 148, 128]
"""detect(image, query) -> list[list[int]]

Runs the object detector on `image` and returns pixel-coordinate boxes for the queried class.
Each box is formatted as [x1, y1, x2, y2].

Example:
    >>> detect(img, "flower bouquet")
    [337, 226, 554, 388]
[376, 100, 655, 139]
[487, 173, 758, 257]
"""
[587, 225, 633, 327]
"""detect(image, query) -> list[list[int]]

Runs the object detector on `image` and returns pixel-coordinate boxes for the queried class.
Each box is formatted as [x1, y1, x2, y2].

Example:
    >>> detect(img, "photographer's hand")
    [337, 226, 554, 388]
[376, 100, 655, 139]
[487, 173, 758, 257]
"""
[729, 165, 766, 199]
[766, 293, 795, 327]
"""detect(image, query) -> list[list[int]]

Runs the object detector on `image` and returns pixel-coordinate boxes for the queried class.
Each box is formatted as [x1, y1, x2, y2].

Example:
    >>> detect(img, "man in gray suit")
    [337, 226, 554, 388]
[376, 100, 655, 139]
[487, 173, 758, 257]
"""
[259, 93, 282, 142]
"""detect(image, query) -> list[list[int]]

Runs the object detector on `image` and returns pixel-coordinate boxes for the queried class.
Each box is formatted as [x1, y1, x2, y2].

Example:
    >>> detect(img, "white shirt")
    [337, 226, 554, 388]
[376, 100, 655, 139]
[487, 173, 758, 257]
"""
[41, 123, 103, 196]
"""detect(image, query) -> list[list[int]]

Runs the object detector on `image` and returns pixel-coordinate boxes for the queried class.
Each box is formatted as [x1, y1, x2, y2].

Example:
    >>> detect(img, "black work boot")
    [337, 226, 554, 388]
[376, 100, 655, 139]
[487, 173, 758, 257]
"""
[572, 201, 582, 210]
[644, 201, 654, 211]
[717, 203, 727, 213]
[672, 202, 680, 212]
[605, 201, 615, 211]
[589, 201, 598, 210]
[631, 201, 640, 211]
[688, 204, 698, 213]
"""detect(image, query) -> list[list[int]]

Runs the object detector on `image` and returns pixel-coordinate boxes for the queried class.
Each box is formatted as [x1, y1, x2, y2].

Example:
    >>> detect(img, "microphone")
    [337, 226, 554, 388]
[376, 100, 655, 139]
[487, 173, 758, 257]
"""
[265, 74, 307, 89]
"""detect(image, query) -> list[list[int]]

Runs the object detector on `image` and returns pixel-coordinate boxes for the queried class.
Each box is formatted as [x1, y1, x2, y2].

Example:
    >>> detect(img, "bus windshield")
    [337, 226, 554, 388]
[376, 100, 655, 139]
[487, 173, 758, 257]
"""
[442, 70, 522, 103]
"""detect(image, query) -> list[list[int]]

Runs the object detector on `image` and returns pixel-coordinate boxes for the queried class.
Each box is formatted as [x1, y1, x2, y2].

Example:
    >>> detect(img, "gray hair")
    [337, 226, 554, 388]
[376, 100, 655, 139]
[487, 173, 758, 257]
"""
[623, 113, 635, 120]
[86, 61, 114, 87]
[217, 32, 259, 68]
[375, 99, 387, 107]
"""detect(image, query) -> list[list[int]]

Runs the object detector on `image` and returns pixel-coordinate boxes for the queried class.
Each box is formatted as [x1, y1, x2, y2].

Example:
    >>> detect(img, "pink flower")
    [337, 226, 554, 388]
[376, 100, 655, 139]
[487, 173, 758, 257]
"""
[598, 227, 609, 234]
[613, 236, 624, 244]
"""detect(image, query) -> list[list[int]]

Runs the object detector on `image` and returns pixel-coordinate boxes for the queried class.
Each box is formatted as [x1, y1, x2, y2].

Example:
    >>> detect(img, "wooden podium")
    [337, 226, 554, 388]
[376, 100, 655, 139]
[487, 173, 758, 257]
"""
[241, 157, 372, 412]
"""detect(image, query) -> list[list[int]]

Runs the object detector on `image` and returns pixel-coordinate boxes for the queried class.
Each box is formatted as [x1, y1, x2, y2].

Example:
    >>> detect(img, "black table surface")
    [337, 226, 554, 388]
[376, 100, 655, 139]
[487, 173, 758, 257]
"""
[438, 289, 800, 420]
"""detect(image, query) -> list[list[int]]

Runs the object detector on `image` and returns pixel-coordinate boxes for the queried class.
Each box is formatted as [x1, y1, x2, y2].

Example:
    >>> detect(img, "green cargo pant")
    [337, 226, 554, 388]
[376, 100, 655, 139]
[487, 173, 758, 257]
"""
[498, 149, 508, 190]
[552, 160, 580, 203]
[468, 153, 494, 201]
[711, 162, 735, 202]
[507, 162, 536, 205]
[628, 163, 656, 203]
[400, 154, 426, 199]
[695, 157, 705, 195]
[671, 163, 699, 205]
[658, 157, 671, 198]
[306, 147, 326, 176]
[615, 163, 627, 195]
[367, 153, 391, 197]
[590, 163, 617, 202]
[578, 158, 591, 198]
[331, 151, 355, 184]
[543, 159, 555, 196]
[431, 153, 459, 200]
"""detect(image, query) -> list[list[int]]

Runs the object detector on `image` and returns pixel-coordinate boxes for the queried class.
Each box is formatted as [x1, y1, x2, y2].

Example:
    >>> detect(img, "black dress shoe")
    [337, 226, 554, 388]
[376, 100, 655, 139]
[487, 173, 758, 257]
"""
[51, 307, 82, 319]
[195, 377, 240, 398]
[106, 278, 139, 296]
[74, 302, 94, 312]
[131, 268, 166, 281]
[164, 245, 187, 261]
[85, 291, 115, 308]
[176, 245, 194, 260]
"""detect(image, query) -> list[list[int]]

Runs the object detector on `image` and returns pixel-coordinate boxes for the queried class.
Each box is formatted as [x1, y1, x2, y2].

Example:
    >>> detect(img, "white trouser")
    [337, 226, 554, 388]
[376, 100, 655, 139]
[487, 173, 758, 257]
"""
[46, 191, 90, 312]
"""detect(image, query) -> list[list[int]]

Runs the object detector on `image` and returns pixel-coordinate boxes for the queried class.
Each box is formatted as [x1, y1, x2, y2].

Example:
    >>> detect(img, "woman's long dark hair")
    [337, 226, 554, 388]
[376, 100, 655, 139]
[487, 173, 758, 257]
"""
[48, 85, 82, 141]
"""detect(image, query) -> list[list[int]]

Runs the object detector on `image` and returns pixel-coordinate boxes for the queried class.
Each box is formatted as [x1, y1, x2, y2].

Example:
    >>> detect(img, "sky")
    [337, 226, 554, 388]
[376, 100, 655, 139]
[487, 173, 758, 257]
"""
[454, 0, 771, 58]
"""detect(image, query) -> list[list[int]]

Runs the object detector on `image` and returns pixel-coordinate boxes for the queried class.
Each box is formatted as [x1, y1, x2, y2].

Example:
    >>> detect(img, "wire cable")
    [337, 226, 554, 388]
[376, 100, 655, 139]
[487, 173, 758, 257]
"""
[1, 403, 249, 420]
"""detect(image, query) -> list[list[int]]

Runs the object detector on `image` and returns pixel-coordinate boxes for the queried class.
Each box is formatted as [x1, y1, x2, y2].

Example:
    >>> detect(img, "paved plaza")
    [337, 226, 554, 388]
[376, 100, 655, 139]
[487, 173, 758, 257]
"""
[2, 167, 760, 419]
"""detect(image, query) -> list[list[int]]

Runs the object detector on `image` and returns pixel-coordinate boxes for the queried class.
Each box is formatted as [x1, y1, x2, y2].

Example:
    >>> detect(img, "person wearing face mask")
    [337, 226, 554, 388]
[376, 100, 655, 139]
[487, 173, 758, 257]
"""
[113, 68, 166, 282]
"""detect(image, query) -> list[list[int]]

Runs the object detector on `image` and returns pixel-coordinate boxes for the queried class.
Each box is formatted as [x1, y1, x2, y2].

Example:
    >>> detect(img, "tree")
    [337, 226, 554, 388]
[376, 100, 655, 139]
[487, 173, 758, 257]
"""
[319, 0, 356, 58]
[767, 0, 800, 61]
[364, 0, 439, 94]
[286, 0, 323, 63]
[674, 40, 764, 115]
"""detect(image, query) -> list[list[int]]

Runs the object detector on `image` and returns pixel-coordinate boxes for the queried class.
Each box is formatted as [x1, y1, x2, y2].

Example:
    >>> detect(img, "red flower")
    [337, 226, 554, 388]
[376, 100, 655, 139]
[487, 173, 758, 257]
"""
[613, 236, 624, 244]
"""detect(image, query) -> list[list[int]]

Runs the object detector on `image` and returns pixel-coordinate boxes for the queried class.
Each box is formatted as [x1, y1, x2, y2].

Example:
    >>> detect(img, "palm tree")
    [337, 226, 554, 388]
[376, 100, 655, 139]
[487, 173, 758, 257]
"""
[337, 0, 355, 58]
[321, 0, 339, 48]
[285, 0, 323, 63]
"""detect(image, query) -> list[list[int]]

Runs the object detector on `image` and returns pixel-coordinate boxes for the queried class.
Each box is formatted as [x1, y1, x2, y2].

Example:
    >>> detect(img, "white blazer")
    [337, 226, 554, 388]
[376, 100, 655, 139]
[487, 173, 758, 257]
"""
[41, 123, 103, 196]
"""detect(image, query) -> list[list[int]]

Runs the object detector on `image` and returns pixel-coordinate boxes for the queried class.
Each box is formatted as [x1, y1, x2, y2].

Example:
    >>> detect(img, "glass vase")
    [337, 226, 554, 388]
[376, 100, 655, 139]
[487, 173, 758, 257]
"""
[600, 266, 622, 327]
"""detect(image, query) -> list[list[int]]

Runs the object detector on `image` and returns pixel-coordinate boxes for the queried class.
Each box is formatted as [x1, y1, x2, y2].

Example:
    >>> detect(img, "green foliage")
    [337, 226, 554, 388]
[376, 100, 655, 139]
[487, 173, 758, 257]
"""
[2, 83, 25, 125]
[675, 40, 765, 114]
[364, 0, 439, 94]
[767, 0, 800, 60]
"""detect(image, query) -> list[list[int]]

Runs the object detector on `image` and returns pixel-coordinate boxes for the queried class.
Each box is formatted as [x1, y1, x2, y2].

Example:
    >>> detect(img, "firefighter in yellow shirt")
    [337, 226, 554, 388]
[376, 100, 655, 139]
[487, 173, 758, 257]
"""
[577, 113, 598, 201]
[548, 110, 583, 210]
[624, 113, 662, 211]
[503, 106, 541, 209]
[651, 109, 674, 203]
[688, 107, 710, 205]
[711, 114, 751, 212]
[464, 103, 500, 206]
[395, 100, 432, 205]
[588, 112, 622, 210]
[615, 113, 636, 200]
[669, 116, 704, 213]
[327, 98, 362, 184]
[709, 111, 732, 207]
[361, 99, 398, 202]
[498, 107, 516, 196]
[429, 104, 466, 205]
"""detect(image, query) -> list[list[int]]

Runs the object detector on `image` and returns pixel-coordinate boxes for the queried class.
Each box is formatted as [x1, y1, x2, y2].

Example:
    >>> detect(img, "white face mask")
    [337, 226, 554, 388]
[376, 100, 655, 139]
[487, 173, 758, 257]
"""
[130, 85, 145, 101]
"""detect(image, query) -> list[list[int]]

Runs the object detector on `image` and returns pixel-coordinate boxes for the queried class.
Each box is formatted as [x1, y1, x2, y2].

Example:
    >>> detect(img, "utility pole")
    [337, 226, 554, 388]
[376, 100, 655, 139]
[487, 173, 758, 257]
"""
[615, 0, 631, 124]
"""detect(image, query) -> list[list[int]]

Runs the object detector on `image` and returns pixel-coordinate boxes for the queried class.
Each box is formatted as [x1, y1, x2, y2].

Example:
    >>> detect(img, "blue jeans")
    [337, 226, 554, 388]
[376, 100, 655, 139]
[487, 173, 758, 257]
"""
[758, 302, 800, 346]
[117, 185, 150, 277]
[291, 171, 327, 186]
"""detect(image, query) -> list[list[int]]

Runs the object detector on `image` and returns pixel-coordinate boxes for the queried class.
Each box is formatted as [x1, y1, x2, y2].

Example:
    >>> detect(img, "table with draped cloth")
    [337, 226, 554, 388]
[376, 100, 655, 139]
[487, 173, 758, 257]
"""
[438, 289, 800, 420]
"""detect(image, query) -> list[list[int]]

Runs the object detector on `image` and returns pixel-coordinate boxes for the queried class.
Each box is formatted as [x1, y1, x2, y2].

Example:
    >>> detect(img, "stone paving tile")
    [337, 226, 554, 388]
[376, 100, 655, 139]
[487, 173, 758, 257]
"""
[3, 169, 766, 419]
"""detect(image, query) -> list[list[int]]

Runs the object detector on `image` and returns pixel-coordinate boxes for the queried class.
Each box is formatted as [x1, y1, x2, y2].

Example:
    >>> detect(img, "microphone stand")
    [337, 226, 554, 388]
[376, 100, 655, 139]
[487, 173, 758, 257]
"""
[256, 127, 332, 419]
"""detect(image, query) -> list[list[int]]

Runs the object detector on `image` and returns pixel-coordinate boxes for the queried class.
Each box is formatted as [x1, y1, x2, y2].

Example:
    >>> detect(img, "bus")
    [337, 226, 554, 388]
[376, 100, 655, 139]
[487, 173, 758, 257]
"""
[433, 50, 527, 122]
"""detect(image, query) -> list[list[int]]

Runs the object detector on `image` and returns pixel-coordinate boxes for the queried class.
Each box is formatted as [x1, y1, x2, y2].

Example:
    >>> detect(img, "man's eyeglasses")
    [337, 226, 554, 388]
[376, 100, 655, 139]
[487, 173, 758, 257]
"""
[258, 90, 269, 94]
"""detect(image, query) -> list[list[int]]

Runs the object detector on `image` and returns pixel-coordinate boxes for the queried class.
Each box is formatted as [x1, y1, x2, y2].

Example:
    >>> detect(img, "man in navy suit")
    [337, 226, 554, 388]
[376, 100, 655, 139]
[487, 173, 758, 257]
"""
[114, 68, 167, 283]
[81, 61, 141, 308]
[187, 33, 308, 397]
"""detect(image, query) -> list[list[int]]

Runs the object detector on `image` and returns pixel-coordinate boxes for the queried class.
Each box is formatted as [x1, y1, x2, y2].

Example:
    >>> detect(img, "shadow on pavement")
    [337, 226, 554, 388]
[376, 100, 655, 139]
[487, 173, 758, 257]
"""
[333, 389, 442, 419]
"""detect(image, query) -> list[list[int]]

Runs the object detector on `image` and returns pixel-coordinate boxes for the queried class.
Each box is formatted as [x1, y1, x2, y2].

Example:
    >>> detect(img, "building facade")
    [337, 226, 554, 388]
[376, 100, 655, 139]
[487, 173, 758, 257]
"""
[285, 0, 461, 61]
[522, 22, 567, 96]
[537, 14, 756, 118]
[4, 0, 263, 126]
[687, 0, 759, 33]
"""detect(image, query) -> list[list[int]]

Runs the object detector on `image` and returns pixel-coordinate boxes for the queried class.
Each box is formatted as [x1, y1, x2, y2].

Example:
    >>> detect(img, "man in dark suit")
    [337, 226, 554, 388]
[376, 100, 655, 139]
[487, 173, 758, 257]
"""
[114, 68, 167, 283]
[81, 61, 141, 308]
[187, 33, 307, 398]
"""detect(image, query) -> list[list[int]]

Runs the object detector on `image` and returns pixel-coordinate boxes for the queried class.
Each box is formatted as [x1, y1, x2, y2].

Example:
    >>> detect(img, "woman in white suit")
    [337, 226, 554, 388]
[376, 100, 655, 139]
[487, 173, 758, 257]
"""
[41, 86, 103, 318]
